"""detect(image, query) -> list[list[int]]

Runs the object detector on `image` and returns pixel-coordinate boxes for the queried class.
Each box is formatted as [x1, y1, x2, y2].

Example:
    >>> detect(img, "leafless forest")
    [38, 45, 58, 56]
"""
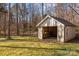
[0, 3, 79, 39]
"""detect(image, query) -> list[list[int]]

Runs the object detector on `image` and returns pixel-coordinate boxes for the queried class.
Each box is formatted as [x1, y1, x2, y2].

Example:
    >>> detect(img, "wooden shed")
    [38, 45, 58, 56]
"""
[36, 15, 76, 43]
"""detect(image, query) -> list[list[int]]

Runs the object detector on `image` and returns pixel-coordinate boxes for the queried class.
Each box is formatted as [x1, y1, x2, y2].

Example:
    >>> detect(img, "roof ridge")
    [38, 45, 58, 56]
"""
[36, 15, 76, 27]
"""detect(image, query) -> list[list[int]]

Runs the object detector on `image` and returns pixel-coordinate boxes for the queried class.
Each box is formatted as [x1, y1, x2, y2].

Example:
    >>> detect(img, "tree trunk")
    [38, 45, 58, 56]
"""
[16, 3, 19, 36]
[3, 13, 6, 37]
[7, 3, 11, 39]
[42, 3, 44, 19]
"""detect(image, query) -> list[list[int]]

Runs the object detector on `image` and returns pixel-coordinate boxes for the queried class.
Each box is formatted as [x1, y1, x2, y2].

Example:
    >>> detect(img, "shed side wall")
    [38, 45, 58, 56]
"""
[64, 26, 76, 42]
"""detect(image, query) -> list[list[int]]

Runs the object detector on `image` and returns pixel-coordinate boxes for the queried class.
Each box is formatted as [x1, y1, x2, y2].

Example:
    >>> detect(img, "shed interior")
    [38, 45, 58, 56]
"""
[43, 26, 57, 39]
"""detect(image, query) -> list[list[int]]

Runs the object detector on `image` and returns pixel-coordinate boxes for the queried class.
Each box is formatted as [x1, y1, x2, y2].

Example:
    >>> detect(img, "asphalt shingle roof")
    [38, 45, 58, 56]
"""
[36, 15, 76, 27]
[51, 16, 76, 26]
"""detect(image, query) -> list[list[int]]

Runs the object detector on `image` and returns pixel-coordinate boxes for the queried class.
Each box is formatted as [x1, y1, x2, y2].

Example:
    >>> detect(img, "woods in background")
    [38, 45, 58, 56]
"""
[0, 3, 79, 38]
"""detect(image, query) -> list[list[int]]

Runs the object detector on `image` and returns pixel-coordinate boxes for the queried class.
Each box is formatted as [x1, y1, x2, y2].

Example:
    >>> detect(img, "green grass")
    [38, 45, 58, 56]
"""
[0, 36, 79, 56]
[0, 35, 5, 38]
[11, 36, 39, 41]
[0, 36, 39, 41]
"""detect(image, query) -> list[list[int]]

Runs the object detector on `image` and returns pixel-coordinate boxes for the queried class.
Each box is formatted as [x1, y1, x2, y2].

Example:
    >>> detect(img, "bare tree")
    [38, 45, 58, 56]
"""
[16, 3, 19, 35]
[7, 3, 11, 39]
[55, 3, 64, 18]
[42, 3, 44, 19]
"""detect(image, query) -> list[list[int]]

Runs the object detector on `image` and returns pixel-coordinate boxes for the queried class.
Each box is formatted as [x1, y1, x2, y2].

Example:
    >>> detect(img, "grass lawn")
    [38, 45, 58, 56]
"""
[0, 36, 79, 56]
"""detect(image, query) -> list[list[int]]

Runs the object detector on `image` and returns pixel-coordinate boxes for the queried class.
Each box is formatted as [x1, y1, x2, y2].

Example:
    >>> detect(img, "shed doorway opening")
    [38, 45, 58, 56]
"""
[43, 26, 57, 39]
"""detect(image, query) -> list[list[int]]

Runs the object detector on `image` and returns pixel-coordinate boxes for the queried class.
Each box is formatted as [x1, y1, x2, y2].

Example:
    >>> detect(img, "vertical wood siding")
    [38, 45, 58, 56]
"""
[40, 18, 58, 27]
[64, 26, 76, 42]
[37, 17, 76, 43]
[38, 27, 43, 39]
[57, 24, 64, 42]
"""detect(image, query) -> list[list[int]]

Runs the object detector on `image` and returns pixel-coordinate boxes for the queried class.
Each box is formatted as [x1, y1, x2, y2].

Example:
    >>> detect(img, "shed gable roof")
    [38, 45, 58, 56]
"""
[36, 15, 76, 27]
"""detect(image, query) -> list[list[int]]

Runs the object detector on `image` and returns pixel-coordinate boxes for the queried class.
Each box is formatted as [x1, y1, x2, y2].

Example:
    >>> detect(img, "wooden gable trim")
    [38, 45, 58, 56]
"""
[36, 15, 50, 27]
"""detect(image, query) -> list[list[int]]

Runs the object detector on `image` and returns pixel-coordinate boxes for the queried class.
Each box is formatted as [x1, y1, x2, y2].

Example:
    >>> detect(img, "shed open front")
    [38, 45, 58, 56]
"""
[43, 26, 57, 40]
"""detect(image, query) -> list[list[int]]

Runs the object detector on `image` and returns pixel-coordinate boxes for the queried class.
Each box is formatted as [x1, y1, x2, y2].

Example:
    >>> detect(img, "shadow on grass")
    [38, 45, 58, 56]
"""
[0, 46, 79, 56]
[0, 45, 79, 52]
[0, 39, 41, 43]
